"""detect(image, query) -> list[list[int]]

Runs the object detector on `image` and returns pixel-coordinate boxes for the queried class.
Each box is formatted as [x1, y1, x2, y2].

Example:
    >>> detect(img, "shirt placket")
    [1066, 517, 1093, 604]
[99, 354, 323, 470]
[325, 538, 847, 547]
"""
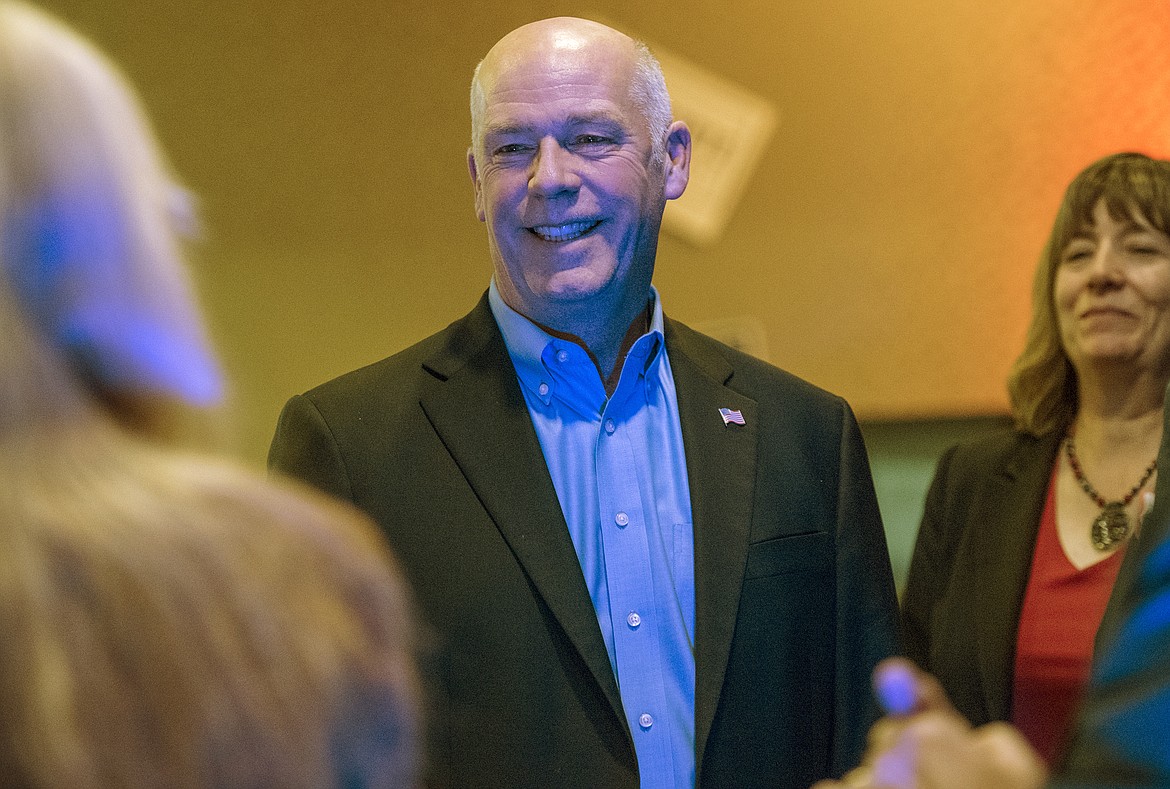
[594, 395, 675, 784]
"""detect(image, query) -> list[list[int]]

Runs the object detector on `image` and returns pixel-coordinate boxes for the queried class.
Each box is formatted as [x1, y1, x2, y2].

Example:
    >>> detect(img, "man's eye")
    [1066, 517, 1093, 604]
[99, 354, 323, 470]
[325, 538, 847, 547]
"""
[493, 143, 532, 156]
[573, 135, 611, 146]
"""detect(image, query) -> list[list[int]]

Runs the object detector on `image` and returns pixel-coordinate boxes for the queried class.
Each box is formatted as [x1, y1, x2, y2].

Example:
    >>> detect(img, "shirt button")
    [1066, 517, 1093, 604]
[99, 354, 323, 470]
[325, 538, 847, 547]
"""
[615, 512, 629, 527]
[556, 349, 569, 363]
[537, 382, 549, 396]
[604, 419, 616, 434]
[627, 612, 641, 629]
[639, 713, 654, 730]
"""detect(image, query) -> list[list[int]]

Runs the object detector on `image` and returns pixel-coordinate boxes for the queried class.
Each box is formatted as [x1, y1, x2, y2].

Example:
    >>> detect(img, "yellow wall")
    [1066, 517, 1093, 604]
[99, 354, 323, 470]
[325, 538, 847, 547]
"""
[33, 0, 1170, 465]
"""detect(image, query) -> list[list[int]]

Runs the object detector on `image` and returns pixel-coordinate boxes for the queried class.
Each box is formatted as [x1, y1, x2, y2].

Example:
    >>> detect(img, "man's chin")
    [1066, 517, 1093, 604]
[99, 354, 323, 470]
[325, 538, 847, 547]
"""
[537, 271, 617, 303]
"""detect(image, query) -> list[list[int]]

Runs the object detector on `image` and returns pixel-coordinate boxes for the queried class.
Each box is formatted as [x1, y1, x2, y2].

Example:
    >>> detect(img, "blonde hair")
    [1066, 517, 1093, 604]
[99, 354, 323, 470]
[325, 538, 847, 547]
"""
[0, 428, 420, 788]
[1008, 152, 1170, 436]
[0, 4, 420, 785]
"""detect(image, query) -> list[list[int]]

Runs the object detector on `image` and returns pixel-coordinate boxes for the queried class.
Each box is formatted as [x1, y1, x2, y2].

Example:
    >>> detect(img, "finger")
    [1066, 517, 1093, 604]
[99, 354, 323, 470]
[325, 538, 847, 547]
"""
[869, 710, 975, 789]
[866, 716, 907, 755]
[975, 723, 1049, 788]
[873, 658, 955, 716]
[1140, 490, 1155, 525]
[872, 658, 919, 715]
[842, 765, 875, 787]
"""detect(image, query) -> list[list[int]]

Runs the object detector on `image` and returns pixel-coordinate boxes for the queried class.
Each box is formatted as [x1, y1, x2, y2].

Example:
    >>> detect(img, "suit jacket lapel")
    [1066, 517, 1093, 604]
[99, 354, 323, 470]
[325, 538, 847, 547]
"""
[972, 432, 1061, 720]
[665, 319, 758, 767]
[417, 296, 628, 732]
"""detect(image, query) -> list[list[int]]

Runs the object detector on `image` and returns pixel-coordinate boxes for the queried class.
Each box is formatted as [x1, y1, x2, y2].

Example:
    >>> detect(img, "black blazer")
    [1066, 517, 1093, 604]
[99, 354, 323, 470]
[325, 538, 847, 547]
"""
[902, 428, 1062, 725]
[269, 295, 899, 788]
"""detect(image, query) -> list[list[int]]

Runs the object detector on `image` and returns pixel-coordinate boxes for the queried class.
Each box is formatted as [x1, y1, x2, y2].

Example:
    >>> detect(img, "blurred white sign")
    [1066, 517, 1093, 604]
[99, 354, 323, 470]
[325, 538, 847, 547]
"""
[656, 47, 779, 247]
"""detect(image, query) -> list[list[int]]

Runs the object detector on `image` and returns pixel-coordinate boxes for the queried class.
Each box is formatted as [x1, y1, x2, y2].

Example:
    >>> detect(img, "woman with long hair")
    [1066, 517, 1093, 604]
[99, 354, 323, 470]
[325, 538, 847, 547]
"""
[903, 151, 1170, 766]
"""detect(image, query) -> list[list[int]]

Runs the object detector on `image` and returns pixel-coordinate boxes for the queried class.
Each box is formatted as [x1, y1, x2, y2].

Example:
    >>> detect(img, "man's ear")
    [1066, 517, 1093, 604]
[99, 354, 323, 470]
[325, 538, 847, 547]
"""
[468, 147, 485, 221]
[662, 121, 691, 201]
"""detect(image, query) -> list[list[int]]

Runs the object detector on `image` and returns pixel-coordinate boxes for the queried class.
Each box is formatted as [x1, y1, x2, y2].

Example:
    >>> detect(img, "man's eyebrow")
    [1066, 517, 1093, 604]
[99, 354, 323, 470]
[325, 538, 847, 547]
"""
[483, 113, 626, 139]
[483, 123, 536, 139]
[564, 112, 624, 128]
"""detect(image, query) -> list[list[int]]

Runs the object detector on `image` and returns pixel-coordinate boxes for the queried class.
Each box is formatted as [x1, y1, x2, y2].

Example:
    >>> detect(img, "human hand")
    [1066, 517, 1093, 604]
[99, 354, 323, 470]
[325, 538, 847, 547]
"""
[1139, 490, 1155, 526]
[810, 658, 1048, 789]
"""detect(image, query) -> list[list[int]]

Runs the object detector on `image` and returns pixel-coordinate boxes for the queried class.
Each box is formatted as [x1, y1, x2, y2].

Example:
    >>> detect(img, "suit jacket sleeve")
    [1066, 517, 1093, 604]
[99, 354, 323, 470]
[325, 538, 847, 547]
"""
[833, 402, 903, 776]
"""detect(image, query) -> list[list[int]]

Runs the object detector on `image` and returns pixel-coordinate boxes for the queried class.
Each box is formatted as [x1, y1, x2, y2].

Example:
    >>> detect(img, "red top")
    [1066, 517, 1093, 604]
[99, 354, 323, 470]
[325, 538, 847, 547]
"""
[1011, 465, 1124, 765]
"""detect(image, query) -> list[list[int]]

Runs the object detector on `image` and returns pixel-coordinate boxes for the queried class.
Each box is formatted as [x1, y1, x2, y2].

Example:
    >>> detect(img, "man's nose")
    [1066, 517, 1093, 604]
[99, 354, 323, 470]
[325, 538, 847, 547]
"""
[528, 137, 580, 196]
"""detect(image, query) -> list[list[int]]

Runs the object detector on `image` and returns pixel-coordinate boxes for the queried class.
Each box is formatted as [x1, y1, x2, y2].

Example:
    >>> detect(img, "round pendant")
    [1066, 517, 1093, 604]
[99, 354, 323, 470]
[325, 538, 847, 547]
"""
[1091, 501, 1130, 551]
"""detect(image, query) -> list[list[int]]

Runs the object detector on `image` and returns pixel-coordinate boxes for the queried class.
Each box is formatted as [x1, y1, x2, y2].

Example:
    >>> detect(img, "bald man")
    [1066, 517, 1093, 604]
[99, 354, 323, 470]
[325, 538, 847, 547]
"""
[270, 18, 898, 788]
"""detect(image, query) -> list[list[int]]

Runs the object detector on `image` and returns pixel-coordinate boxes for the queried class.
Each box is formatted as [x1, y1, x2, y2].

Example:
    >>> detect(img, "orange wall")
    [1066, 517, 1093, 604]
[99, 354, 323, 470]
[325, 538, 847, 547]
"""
[33, 0, 1170, 462]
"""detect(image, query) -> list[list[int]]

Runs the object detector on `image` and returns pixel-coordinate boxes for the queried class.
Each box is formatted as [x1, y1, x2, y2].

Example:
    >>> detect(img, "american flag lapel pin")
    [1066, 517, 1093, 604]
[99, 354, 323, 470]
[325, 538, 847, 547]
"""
[718, 407, 745, 426]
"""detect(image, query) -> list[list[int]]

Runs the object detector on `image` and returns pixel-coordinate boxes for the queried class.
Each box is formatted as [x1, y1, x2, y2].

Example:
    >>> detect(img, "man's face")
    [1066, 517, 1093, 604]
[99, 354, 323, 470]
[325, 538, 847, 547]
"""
[468, 27, 684, 327]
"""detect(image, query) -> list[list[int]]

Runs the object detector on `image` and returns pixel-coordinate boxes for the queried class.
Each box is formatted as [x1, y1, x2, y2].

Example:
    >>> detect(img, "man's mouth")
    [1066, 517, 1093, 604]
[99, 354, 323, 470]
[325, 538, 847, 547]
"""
[529, 220, 601, 242]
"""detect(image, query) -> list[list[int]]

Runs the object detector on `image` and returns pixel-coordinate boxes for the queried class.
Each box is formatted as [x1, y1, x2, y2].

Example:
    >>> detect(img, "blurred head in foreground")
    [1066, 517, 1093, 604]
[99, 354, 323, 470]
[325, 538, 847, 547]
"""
[0, 3, 419, 786]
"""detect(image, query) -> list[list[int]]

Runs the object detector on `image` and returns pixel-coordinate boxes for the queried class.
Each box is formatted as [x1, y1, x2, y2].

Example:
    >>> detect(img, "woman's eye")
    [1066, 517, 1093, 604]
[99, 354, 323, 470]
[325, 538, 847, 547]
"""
[1124, 235, 1169, 256]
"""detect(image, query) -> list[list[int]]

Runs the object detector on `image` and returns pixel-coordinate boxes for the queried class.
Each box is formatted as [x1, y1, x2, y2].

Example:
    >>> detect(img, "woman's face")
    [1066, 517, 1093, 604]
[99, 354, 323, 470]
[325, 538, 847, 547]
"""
[1055, 200, 1170, 377]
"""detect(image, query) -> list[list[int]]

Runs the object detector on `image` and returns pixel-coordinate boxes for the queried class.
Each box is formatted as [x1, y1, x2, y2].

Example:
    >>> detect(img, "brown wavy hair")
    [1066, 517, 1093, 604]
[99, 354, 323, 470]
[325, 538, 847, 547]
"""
[1007, 152, 1170, 436]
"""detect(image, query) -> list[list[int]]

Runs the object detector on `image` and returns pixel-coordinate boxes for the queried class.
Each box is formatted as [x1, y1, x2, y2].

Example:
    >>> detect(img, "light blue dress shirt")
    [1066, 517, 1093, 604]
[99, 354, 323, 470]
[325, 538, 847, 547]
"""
[489, 281, 697, 788]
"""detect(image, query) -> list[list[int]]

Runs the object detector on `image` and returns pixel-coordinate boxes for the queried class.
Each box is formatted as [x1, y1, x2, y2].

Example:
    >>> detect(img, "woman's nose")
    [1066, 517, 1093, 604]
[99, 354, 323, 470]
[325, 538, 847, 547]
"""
[1086, 244, 1125, 289]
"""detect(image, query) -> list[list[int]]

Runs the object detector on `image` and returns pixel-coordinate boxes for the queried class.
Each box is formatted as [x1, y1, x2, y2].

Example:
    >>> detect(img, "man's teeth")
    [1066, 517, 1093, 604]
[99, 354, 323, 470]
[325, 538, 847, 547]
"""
[531, 221, 598, 242]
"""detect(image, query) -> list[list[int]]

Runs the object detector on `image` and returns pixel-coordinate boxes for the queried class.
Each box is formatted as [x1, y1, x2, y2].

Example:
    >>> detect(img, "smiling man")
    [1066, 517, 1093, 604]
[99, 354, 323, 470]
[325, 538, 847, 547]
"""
[270, 17, 898, 788]
[466, 20, 688, 388]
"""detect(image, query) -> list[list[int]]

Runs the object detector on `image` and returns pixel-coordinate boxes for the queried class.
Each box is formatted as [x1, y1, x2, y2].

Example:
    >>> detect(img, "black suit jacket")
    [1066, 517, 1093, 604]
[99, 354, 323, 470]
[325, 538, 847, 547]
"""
[902, 428, 1063, 725]
[269, 295, 899, 788]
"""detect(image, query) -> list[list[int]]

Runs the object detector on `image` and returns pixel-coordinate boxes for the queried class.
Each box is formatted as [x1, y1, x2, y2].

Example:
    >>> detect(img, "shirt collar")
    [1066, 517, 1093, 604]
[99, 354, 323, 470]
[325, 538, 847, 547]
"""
[489, 279, 667, 408]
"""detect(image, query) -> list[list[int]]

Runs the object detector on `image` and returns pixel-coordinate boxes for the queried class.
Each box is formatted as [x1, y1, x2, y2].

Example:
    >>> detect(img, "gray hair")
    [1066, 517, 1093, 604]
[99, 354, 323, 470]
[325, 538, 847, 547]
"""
[469, 38, 672, 168]
[630, 41, 672, 168]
